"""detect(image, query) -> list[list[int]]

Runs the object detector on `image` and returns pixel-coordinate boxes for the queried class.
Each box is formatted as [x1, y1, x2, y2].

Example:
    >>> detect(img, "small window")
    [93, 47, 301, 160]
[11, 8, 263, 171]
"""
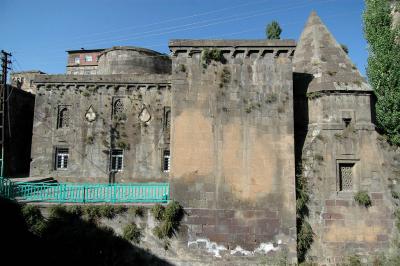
[74, 57, 80, 64]
[163, 150, 170, 172]
[343, 118, 352, 128]
[57, 105, 70, 129]
[55, 148, 69, 170]
[113, 99, 124, 117]
[85, 55, 93, 62]
[164, 107, 171, 130]
[339, 163, 354, 191]
[111, 149, 123, 171]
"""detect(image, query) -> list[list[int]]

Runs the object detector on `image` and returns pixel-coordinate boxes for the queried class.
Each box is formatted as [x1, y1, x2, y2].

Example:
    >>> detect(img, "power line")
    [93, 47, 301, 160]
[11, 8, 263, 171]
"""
[15, 0, 329, 56]
[26, 9, 357, 67]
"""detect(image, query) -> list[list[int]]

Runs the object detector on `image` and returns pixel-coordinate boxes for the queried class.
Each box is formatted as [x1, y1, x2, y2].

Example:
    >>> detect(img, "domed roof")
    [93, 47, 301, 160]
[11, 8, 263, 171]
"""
[97, 46, 171, 75]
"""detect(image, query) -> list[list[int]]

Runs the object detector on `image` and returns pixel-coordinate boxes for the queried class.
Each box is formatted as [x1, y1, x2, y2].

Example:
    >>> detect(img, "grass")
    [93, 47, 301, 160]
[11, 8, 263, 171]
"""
[122, 223, 142, 244]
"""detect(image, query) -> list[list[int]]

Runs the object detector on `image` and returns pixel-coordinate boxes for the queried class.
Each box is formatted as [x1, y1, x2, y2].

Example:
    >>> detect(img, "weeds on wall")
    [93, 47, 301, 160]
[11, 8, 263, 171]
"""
[201, 48, 225, 68]
[151, 201, 185, 250]
[122, 223, 142, 243]
[354, 191, 372, 207]
[306, 92, 322, 100]
[296, 165, 314, 263]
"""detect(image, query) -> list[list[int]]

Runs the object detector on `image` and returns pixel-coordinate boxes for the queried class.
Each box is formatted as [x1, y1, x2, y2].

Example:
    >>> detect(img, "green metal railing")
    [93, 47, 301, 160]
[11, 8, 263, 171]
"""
[0, 177, 169, 203]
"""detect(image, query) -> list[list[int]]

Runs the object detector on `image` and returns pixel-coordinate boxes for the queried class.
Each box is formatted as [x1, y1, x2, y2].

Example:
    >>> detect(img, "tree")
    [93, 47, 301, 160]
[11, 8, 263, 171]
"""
[364, 0, 400, 145]
[266, 21, 282, 39]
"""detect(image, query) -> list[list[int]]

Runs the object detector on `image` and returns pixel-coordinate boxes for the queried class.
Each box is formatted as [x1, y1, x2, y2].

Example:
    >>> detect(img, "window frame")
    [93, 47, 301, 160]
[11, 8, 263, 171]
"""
[55, 147, 69, 170]
[111, 149, 124, 172]
[84, 55, 93, 62]
[336, 159, 358, 192]
[162, 149, 170, 173]
[74, 56, 80, 64]
[57, 105, 70, 129]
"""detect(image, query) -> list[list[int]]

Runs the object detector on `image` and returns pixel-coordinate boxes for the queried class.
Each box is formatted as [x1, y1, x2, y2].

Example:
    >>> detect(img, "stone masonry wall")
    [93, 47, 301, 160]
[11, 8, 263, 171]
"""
[299, 94, 397, 265]
[169, 40, 298, 262]
[30, 74, 171, 183]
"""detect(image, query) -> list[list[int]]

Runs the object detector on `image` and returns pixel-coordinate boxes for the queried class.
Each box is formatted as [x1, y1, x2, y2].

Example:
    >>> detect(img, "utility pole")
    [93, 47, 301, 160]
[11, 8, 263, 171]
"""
[0, 50, 11, 177]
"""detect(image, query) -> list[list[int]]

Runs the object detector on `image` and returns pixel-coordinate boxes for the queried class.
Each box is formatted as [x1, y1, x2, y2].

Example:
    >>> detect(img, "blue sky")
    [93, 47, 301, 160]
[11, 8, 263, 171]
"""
[1, 0, 367, 75]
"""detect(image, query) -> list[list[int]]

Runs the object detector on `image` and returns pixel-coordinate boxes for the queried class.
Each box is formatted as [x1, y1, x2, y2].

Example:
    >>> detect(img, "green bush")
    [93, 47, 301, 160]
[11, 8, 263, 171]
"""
[354, 191, 372, 207]
[152, 201, 184, 239]
[202, 48, 225, 67]
[48, 205, 67, 218]
[122, 223, 142, 244]
[21, 205, 43, 228]
[67, 205, 83, 216]
[297, 221, 314, 262]
[129, 206, 145, 217]
[21, 204, 46, 235]
[150, 204, 165, 221]
[98, 205, 117, 219]
[83, 205, 102, 220]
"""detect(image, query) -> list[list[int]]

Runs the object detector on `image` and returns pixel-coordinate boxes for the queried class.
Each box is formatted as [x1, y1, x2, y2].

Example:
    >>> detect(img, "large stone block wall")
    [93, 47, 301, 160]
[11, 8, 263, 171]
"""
[30, 74, 171, 183]
[299, 93, 397, 264]
[169, 40, 297, 261]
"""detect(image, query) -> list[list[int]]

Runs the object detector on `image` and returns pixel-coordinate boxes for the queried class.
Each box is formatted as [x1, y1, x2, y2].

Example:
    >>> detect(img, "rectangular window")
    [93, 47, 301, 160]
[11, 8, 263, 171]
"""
[163, 150, 170, 172]
[55, 148, 69, 170]
[85, 55, 93, 62]
[111, 149, 123, 171]
[74, 57, 80, 64]
[339, 163, 354, 191]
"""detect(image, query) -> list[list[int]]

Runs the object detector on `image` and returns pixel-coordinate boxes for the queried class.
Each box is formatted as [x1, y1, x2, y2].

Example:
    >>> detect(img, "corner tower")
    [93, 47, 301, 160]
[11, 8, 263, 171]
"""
[293, 12, 396, 264]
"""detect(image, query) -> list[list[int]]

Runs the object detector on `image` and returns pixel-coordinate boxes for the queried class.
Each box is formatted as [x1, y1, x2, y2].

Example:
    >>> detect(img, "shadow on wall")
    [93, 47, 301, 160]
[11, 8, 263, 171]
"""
[0, 197, 172, 266]
[293, 72, 312, 164]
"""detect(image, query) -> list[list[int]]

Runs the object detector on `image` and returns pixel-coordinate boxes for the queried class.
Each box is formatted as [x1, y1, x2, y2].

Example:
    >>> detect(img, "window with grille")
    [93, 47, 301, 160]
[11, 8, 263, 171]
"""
[55, 148, 69, 170]
[339, 163, 354, 191]
[85, 55, 93, 62]
[113, 99, 124, 117]
[163, 150, 170, 172]
[57, 106, 70, 129]
[111, 149, 123, 171]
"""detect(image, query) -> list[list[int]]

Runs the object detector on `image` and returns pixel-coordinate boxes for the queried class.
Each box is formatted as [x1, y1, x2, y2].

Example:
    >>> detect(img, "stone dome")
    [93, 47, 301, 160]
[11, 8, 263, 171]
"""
[97, 46, 171, 75]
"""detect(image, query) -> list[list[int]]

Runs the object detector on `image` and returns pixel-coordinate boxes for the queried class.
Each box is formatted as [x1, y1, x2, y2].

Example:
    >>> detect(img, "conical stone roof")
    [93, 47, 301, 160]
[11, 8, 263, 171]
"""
[293, 11, 371, 93]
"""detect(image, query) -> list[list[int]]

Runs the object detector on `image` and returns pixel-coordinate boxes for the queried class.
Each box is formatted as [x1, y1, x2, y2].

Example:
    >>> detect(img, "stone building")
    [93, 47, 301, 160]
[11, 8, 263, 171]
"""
[15, 11, 398, 264]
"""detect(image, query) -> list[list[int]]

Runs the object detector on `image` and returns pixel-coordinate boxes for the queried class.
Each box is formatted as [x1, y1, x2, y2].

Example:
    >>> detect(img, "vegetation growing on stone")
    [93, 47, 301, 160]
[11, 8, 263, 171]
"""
[21, 204, 46, 235]
[364, 0, 400, 145]
[354, 191, 372, 207]
[152, 201, 184, 250]
[346, 255, 362, 266]
[340, 43, 349, 54]
[296, 166, 313, 263]
[122, 223, 142, 243]
[265, 93, 278, 103]
[297, 221, 314, 263]
[306, 91, 322, 99]
[266, 20, 282, 39]
[150, 204, 165, 221]
[201, 48, 225, 67]
[129, 206, 145, 217]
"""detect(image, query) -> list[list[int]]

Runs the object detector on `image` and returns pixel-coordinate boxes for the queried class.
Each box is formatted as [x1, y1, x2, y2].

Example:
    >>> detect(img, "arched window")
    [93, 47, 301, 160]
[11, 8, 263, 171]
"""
[57, 106, 70, 128]
[113, 99, 124, 116]
[164, 107, 171, 130]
